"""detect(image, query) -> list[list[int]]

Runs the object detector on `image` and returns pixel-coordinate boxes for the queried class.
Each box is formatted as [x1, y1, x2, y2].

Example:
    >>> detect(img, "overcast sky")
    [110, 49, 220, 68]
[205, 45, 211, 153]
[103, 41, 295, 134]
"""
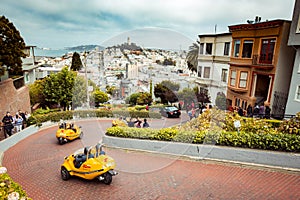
[1, 0, 295, 50]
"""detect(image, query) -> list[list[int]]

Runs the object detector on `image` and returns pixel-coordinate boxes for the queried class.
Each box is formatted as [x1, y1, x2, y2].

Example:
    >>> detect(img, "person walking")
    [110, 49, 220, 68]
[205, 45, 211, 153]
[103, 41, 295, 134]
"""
[134, 118, 142, 128]
[2, 112, 14, 138]
[14, 113, 23, 132]
[142, 118, 150, 128]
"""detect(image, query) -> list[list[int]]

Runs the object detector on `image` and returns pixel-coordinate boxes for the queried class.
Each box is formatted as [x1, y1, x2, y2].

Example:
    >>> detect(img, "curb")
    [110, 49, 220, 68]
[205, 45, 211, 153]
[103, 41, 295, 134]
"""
[103, 135, 300, 172]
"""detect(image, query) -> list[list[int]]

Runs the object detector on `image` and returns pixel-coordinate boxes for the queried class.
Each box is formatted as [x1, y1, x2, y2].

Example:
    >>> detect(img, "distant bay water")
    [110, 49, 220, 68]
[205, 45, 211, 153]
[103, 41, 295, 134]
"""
[34, 45, 103, 57]
[34, 48, 75, 57]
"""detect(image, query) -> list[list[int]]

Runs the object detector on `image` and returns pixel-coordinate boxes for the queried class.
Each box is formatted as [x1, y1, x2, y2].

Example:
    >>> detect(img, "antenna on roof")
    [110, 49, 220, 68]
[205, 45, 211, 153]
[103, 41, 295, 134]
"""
[255, 16, 261, 23]
[214, 24, 217, 34]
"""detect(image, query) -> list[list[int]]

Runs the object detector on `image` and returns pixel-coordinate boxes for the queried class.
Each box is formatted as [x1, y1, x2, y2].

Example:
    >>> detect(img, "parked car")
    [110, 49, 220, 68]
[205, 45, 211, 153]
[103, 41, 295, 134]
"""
[160, 106, 181, 118]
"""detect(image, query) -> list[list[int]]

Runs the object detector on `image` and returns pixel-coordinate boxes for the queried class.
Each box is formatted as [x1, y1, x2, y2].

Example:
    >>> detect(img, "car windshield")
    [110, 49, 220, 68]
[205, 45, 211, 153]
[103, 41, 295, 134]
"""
[166, 107, 178, 111]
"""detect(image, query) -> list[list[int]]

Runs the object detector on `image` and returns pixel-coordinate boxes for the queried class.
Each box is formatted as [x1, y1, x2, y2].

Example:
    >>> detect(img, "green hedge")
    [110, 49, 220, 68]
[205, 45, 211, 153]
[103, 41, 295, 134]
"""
[106, 127, 300, 152]
[27, 109, 161, 126]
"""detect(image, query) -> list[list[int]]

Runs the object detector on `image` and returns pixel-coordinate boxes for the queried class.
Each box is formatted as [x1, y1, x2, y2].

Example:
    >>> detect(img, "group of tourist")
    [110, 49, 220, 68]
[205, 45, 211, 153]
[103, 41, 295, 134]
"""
[229, 103, 272, 119]
[127, 118, 150, 128]
[1, 110, 30, 138]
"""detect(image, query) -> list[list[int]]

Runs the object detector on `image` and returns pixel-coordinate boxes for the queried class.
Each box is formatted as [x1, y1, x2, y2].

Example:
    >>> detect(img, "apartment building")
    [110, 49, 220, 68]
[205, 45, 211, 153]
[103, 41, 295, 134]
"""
[227, 19, 295, 117]
[286, 0, 300, 116]
[196, 33, 232, 104]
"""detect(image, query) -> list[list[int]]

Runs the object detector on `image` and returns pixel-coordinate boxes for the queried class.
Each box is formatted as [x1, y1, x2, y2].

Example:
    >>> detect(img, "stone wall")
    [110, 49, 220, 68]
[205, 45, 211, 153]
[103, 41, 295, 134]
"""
[0, 78, 31, 118]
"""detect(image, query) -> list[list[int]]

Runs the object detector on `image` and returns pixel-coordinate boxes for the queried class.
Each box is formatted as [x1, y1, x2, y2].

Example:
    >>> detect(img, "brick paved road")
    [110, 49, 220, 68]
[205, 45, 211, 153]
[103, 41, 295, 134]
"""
[2, 119, 300, 200]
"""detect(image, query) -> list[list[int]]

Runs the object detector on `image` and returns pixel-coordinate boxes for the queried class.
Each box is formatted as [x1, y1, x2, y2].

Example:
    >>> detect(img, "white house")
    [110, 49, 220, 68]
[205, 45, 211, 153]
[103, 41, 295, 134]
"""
[196, 33, 232, 105]
[286, 0, 300, 116]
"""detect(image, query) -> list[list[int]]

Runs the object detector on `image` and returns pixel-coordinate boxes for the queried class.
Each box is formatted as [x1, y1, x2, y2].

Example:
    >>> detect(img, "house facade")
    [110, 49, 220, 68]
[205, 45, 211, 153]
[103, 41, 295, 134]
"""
[196, 33, 232, 105]
[286, 0, 300, 116]
[227, 19, 295, 117]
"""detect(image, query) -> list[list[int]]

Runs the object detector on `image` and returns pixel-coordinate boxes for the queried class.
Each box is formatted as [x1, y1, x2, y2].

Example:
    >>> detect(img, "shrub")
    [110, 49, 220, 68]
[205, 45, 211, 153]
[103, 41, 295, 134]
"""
[278, 112, 300, 134]
[0, 172, 31, 199]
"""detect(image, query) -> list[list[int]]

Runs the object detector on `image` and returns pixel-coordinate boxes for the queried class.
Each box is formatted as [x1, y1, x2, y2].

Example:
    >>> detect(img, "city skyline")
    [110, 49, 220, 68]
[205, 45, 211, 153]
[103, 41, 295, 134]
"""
[1, 0, 295, 50]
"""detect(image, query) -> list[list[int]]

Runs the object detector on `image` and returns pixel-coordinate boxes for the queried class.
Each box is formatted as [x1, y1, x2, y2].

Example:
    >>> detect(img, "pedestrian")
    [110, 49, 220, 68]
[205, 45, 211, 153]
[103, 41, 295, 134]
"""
[134, 118, 142, 128]
[238, 107, 244, 116]
[247, 105, 253, 117]
[142, 118, 149, 128]
[127, 118, 135, 127]
[18, 110, 26, 129]
[253, 103, 259, 117]
[259, 104, 265, 118]
[264, 104, 271, 119]
[2, 112, 14, 138]
[14, 113, 23, 132]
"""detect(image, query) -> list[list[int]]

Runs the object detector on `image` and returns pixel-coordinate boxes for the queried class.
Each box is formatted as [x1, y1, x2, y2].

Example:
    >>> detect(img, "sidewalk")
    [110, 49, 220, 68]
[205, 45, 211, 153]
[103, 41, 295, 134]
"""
[1, 120, 299, 172]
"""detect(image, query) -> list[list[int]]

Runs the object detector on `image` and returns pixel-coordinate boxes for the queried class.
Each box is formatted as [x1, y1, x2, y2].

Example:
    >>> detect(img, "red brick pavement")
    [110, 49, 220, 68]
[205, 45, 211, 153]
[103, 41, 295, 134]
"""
[2, 119, 300, 200]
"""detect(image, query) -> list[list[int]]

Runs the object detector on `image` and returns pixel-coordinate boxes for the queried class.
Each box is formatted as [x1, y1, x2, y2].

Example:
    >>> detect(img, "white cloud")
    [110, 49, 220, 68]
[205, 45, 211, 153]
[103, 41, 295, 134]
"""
[0, 0, 295, 49]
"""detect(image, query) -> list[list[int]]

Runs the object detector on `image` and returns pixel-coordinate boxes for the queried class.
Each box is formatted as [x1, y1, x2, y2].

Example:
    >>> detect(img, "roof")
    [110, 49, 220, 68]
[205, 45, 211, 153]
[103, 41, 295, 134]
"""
[198, 32, 232, 38]
[228, 19, 291, 32]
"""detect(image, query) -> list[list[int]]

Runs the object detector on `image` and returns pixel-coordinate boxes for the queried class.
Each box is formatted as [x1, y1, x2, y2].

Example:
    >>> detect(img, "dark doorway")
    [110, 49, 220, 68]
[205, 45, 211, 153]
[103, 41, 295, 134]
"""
[255, 74, 270, 105]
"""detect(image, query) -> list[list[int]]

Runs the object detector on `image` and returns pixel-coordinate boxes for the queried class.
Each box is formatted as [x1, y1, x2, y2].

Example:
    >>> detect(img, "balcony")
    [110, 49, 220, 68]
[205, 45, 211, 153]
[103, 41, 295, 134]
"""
[252, 54, 274, 68]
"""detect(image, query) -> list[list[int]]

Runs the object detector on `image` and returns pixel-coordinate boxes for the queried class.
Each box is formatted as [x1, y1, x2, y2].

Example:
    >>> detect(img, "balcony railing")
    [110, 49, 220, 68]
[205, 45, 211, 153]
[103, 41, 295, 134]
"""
[252, 54, 274, 66]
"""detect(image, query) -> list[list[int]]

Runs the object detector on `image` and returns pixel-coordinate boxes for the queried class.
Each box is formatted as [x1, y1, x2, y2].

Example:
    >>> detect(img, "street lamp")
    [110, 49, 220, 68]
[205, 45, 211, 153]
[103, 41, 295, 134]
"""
[83, 51, 90, 108]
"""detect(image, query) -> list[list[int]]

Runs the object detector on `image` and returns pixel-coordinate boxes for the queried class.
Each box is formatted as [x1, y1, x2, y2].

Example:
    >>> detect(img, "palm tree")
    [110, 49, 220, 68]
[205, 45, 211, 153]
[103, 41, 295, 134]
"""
[186, 42, 199, 72]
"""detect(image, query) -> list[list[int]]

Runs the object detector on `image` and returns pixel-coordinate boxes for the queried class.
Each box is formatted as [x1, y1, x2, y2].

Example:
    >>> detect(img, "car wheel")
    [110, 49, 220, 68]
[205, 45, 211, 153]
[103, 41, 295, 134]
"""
[59, 138, 64, 145]
[79, 132, 83, 139]
[103, 172, 112, 185]
[61, 167, 70, 180]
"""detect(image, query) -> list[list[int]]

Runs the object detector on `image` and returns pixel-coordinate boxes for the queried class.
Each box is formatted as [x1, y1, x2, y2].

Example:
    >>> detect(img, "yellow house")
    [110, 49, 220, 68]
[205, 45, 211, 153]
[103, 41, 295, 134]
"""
[227, 19, 296, 117]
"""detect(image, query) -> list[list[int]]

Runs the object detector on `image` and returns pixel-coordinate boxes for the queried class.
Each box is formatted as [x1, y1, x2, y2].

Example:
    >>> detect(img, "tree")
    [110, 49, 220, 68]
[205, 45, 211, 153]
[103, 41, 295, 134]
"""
[128, 92, 152, 105]
[186, 43, 199, 72]
[136, 92, 152, 105]
[43, 67, 76, 110]
[215, 92, 226, 110]
[177, 87, 197, 106]
[70, 52, 83, 71]
[91, 89, 109, 107]
[128, 93, 140, 105]
[72, 75, 87, 109]
[0, 16, 26, 76]
[106, 85, 117, 95]
[28, 79, 46, 106]
[194, 87, 211, 105]
[154, 80, 179, 104]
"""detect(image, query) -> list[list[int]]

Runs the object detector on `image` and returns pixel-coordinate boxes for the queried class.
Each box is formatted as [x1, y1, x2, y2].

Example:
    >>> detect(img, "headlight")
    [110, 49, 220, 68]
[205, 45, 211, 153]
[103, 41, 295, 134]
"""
[105, 161, 114, 167]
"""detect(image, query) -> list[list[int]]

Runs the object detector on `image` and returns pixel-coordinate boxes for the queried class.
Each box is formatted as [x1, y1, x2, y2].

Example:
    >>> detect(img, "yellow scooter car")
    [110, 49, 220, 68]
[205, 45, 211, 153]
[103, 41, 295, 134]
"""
[56, 122, 83, 145]
[60, 143, 118, 185]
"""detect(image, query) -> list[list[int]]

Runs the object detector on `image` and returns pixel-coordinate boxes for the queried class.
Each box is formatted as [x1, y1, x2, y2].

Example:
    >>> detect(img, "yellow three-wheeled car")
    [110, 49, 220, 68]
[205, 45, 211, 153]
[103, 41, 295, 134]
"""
[56, 122, 83, 144]
[61, 143, 118, 185]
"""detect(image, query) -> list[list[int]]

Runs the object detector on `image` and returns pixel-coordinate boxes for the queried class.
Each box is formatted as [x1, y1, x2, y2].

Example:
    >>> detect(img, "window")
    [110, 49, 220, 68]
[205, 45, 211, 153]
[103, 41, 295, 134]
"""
[260, 38, 276, 64]
[296, 85, 300, 101]
[206, 43, 212, 55]
[204, 67, 210, 78]
[221, 69, 228, 82]
[199, 43, 204, 55]
[296, 14, 300, 33]
[242, 40, 253, 58]
[239, 71, 248, 88]
[233, 40, 240, 57]
[224, 42, 230, 56]
[197, 66, 202, 77]
[230, 70, 236, 86]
